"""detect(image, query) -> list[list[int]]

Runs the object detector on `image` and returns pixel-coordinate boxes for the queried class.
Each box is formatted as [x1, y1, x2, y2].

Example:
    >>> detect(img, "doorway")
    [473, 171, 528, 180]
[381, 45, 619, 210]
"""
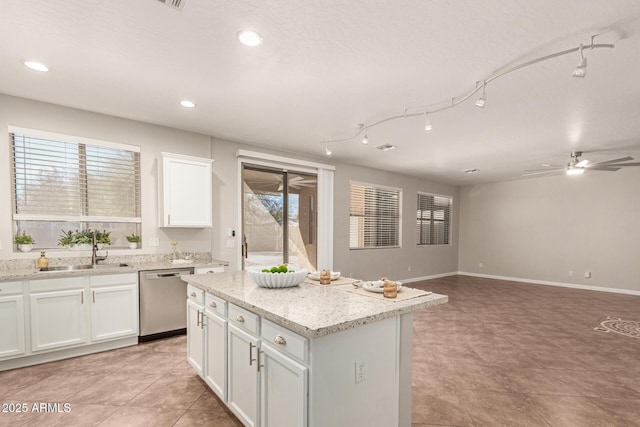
[241, 164, 317, 271]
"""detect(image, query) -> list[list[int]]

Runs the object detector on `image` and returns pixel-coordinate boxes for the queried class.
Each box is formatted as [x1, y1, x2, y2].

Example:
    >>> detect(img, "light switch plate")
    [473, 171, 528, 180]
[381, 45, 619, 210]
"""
[149, 237, 160, 247]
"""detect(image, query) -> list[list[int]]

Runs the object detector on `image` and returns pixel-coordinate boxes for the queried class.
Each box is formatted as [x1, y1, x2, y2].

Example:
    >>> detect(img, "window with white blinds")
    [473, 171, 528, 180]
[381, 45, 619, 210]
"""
[417, 192, 451, 245]
[10, 127, 141, 249]
[349, 182, 401, 249]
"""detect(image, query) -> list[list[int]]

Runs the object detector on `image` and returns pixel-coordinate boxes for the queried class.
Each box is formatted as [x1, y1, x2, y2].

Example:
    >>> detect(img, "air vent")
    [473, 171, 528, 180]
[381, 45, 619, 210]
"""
[157, 0, 186, 11]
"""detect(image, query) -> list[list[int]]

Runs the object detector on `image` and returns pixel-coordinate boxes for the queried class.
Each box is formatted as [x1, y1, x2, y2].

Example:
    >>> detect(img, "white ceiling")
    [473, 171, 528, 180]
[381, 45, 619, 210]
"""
[1, 0, 640, 185]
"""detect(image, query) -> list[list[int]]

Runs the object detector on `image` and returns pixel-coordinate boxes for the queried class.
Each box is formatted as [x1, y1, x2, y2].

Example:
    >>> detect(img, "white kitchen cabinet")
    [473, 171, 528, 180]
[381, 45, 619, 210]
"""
[160, 152, 213, 228]
[187, 298, 205, 376]
[204, 308, 227, 400]
[30, 288, 86, 352]
[259, 342, 308, 427]
[0, 281, 26, 359]
[195, 266, 225, 274]
[90, 274, 138, 342]
[227, 323, 260, 427]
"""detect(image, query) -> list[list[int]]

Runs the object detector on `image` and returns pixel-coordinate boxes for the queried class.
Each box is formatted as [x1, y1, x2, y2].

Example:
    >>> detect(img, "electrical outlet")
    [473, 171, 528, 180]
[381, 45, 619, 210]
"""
[568, 270, 573, 277]
[478, 262, 483, 268]
[355, 360, 365, 384]
[149, 237, 160, 247]
[407, 265, 411, 272]
[584, 271, 591, 279]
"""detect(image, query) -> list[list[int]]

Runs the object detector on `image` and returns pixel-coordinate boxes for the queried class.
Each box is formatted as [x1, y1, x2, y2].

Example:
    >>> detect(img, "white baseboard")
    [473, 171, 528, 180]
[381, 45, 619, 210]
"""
[401, 271, 458, 284]
[457, 271, 640, 296]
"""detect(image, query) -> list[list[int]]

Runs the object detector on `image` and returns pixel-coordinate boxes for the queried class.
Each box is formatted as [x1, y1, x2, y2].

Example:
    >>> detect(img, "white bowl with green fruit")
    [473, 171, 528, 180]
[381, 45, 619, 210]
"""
[247, 265, 309, 288]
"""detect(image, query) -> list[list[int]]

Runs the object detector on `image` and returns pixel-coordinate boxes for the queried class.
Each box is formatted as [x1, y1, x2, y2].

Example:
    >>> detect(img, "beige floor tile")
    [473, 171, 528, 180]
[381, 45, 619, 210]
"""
[68, 373, 161, 406]
[99, 406, 185, 427]
[173, 409, 244, 426]
[126, 376, 206, 409]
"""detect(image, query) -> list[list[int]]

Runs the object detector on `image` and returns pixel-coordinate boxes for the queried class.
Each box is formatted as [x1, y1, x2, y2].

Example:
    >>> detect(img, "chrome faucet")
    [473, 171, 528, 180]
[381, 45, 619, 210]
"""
[91, 230, 108, 265]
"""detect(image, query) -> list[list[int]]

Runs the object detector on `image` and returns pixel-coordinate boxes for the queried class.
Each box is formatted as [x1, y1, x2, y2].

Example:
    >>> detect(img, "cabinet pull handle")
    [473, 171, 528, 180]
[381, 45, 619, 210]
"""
[258, 350, 264, 372]
[190, 292, 196, 298]
[196, 310, 202, 327]
[209, 301, 217, 308]
[207, 270, 216, 274]
[274, 335, 286, 345]
[168, 214, 171, 225]
[236, 314, 245, 323]
[249, 342, 257, 366]
[81, 291, 84, 304]
[92, 290, 96, 303]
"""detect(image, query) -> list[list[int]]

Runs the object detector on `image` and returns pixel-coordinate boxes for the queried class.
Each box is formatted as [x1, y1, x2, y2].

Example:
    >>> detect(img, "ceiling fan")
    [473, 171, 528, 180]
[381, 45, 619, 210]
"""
[277, 175, 317, 191]
[523, 151, 640, 177]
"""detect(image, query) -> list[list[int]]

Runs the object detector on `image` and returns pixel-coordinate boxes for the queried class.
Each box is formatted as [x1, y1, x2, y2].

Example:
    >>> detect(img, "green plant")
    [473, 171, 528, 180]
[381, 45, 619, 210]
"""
[126, 233, 141, 243]
[58, 229, 93, 247]
[95, 230, 111, 245]
[14, 232, 35, 245]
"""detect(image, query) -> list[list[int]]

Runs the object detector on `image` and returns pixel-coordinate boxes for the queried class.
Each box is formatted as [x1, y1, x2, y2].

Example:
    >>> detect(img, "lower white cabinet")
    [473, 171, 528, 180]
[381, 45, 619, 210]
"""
[204, 308, 227, 400]
[187, 298, 205, 376]
[0, 287, 26, 358]
[259, 342, 308, 427]
[30, 288, 87, 352]
[227, 323, 260, 427]
[90, 276, 138, 342]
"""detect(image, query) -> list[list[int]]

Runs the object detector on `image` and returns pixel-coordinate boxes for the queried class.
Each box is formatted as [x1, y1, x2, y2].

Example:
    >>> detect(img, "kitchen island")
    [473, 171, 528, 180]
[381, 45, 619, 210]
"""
[183, 271, 447, 427]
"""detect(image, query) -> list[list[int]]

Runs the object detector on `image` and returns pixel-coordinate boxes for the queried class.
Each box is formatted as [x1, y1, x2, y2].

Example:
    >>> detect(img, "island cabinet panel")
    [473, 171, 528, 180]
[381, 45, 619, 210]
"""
[259, 342, 308, 427]
[227, 323, 259, 427]
[30, 288, 87, 352]
[204, 308, 227, 401]
[0, 293, 25, 358]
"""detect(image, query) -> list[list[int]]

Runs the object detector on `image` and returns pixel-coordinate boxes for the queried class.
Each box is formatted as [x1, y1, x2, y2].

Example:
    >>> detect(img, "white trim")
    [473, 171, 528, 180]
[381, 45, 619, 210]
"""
[458, 271, 640, 296]
[13, 214, 142, 223]
[161, 151, 214, 164]
[9, 126, 140, 152]
[401, 272, 458, 283]
[236, 149, 335, 171]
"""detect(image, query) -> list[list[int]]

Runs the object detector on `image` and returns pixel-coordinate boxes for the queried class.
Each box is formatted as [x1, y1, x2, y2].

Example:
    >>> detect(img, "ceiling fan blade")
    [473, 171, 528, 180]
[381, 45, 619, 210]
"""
[591, 156, 634, 166]
[600, 162, 640, 167]
[586, 166, 621, 171]
[523, 168, 564, 176]
[575, 160, 589, 168]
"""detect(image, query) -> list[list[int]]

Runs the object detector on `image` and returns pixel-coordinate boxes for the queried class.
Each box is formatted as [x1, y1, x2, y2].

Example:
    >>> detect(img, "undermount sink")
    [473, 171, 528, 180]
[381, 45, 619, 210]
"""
[38, 263, 130, 272]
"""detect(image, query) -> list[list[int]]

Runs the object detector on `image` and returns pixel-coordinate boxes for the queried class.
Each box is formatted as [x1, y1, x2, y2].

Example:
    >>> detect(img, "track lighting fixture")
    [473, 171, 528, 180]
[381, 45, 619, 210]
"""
[424, 113, 432, 131]
[320, 36, 614, 157]
[572, 44, 587, 78]
[475, 82, 486, 108]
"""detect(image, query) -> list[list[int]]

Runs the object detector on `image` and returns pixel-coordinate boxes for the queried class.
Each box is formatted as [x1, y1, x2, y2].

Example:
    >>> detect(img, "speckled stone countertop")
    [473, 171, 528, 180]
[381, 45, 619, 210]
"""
[184, 271, 448, 339]
[0, 256, 228, 281]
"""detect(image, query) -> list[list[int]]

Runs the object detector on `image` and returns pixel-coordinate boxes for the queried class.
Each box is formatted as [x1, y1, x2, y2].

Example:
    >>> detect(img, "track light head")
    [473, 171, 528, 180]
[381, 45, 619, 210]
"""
[361, 134, 369, 144]
[424, 113, 432, 131]
[325, 143, 332, 156]
[573, 44, 587, 78]
[475, 82, 487, 108]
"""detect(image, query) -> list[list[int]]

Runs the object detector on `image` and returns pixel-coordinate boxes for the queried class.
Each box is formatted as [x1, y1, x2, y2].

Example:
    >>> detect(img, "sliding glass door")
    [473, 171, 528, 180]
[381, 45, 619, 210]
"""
[242, 165, 317, 270]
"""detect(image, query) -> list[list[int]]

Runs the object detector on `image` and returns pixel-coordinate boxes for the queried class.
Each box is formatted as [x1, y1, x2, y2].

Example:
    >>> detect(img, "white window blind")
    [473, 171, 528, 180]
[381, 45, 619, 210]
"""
[10, 128, 141, 249]
[417, 192, 451, 245]
[350, 182, 401, 248]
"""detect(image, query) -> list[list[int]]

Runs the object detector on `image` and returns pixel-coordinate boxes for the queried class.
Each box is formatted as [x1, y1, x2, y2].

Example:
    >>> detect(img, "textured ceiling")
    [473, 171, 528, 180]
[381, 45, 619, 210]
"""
[1, 0, 640, 185]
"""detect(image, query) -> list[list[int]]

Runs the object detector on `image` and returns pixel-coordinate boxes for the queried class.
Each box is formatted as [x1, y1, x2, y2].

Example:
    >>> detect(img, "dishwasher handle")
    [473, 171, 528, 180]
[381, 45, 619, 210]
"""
[144, 270, 192, 280]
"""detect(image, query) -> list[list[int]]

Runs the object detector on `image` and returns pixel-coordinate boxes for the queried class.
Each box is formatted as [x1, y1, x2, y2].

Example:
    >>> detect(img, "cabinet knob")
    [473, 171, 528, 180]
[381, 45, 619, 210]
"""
[207, 270, 216, 274]
[274, 335, 287, 345]
[236, 314, 245, 323]
[209, 301, 217, 308]
[190, 292, 196, 298]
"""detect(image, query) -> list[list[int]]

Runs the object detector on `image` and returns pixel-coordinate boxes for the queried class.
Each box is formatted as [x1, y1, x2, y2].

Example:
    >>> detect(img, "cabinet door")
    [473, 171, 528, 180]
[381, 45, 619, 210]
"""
[30, 289, 86, 352]
[91, 284, 138, 341]
[227, 323, 259, 427]
[187, 299, 205, 376]
[162, 153, 213, 227]
[204, 309, 227, 401]
[260, 343, 308, 427]
[0, 295, 26, 358]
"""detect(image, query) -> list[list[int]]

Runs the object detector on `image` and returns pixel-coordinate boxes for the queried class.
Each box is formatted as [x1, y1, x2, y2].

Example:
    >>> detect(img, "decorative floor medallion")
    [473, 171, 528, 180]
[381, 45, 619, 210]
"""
[594, 317, 640, 339]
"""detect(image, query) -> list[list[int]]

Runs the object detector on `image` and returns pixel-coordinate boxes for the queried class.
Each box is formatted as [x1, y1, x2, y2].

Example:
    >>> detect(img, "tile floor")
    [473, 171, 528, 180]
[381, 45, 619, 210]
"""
[0, 274, 639, 426]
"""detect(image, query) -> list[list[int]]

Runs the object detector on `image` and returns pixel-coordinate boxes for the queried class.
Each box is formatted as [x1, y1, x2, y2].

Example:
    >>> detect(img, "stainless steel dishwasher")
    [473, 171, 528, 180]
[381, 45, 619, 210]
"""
[139, 268, 193, 341]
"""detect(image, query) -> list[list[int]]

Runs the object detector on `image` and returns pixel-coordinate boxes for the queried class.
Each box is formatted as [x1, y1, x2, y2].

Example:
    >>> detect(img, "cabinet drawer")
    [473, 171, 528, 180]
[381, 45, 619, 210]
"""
[187, 285, 204, 305]
[228, 303, 259, 334]
[204, 292, 227, 317]
[90, 273, 137, 286]
[195, 266, 224, 274]
[30, 276, 85, 292]
[0, 281, 24, 295]
[261, 318, 309, 363]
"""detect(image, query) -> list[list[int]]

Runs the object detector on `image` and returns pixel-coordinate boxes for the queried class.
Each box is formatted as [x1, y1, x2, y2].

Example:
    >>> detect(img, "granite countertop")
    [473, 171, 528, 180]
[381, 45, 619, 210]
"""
[0, 258, 229, 281]
[183, 271, 448, 339]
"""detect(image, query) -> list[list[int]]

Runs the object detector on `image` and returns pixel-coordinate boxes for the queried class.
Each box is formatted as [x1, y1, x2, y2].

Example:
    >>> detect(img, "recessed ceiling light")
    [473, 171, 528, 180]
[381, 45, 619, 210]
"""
[237, 30, 263, 47]
[180, 100, 196, 108]
[24, 61, 49, 72]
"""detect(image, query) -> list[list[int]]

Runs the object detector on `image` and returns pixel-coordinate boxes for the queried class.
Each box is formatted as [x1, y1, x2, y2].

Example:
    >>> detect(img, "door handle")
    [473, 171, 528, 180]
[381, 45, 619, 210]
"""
[249, 342, 257, 366]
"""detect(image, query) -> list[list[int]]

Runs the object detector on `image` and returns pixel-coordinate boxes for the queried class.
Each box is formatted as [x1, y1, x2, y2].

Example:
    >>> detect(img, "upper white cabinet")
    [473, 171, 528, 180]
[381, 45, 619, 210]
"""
[160, 152, 213, 228]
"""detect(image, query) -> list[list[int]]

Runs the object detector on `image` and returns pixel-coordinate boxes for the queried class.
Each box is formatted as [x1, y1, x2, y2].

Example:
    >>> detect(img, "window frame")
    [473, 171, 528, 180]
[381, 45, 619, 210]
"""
[416, 191, 452, 246]
[9, 126, 141, 250]
[349, 180, 402, 250]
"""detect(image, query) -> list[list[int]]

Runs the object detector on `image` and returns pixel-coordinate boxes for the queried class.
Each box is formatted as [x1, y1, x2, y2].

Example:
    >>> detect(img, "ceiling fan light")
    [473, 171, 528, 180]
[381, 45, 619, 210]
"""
[566, 167, 584, 175]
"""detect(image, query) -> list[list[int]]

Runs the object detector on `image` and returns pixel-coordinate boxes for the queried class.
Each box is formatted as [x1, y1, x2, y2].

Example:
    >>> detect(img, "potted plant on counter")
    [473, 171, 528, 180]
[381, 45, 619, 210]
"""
[95, 230, 112, 249]
[14, 232, 35, 252]
[126, 233, 140, 249]
[58, 229, 92, 250]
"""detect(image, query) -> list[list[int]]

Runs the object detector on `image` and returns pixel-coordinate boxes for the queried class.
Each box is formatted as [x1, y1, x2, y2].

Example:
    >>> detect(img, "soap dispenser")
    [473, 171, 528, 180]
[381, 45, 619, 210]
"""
[36, 251, 49, 269]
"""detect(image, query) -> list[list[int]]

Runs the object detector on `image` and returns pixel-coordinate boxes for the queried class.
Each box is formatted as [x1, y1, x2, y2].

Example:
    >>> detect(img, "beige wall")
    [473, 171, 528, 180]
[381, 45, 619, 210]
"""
[0, 94, 212, 260]
[458, 169, 640, 292]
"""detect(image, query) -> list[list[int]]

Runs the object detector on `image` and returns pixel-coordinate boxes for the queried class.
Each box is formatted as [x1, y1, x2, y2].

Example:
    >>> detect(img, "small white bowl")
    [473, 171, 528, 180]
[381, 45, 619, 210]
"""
[247, 267, 309, 288]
